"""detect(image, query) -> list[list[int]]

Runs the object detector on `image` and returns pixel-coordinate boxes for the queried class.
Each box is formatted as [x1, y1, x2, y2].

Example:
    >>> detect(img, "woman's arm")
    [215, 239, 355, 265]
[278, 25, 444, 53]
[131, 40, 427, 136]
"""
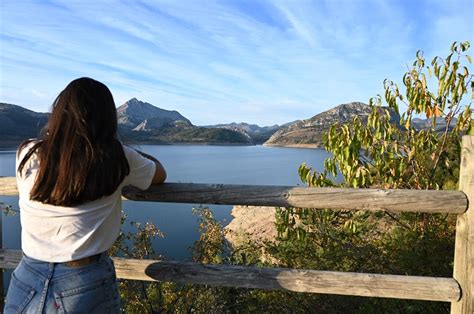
[135, 150, 167, 184]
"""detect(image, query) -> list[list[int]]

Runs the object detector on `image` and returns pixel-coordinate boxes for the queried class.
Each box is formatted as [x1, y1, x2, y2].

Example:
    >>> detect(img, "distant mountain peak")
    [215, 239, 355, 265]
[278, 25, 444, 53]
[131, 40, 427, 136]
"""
[119, 98, 157, 112]
[117, 98, 192, 129]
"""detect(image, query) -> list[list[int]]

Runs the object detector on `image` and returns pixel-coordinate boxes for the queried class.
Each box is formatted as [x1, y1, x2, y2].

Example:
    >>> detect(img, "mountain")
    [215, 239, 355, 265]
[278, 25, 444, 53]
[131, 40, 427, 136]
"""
[2, 100, 413, 148]
[117, 98, 192, 131]
[0, 100, 252, 147]
[203, 122, 284, 144]
[0, 103, 49, 146]
[264, 102, 399, 148]
[117, 98, 252, 145]
[125, 124, 252, 144]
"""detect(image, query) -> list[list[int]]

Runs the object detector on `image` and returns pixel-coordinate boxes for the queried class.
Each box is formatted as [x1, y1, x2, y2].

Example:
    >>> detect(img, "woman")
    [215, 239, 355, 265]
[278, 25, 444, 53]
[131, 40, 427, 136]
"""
[5, 77, 166, 313]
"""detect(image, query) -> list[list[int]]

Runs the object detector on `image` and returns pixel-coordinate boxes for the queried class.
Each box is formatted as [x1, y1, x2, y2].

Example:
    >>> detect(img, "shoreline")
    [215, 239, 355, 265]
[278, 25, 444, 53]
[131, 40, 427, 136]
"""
[263, 143, 322, 149]
[124, 141, 255, 147]
[0, 140, 324, 150]
[0, 140, 256, 149]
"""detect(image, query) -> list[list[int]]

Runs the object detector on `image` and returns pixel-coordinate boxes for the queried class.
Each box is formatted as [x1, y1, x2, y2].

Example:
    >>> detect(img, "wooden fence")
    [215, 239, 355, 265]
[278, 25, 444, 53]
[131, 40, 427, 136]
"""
[0, 135, 472, 313]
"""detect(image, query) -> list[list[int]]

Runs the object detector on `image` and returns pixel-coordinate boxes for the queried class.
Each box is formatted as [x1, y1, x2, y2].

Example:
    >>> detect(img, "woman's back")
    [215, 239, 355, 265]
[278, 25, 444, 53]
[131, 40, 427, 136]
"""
[16, 141, 155, 262]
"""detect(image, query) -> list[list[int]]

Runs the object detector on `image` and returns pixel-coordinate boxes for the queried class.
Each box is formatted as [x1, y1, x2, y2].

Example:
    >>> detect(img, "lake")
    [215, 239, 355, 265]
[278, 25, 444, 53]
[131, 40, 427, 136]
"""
[0, 145, 330, 260]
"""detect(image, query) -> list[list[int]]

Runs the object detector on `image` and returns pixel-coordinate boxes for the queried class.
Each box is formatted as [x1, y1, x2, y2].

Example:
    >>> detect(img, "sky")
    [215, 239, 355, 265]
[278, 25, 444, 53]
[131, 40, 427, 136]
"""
[0, 0, 473, 126]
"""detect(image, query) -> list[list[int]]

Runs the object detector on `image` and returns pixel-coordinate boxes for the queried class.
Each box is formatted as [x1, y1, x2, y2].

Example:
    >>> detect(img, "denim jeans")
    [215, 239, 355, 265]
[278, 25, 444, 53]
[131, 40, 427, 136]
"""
[4, 252, 120, 313]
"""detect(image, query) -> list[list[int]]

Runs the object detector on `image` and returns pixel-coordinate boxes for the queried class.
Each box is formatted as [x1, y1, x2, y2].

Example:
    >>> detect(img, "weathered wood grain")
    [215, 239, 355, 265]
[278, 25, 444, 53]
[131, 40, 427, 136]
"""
[0, 249, 460, 302]
[0, 177, 467, 214]
[123, 183, 467, 213]
[0, 249, 22, 269]
[452, 136, 474, 313]
[0, 177, 17, 196]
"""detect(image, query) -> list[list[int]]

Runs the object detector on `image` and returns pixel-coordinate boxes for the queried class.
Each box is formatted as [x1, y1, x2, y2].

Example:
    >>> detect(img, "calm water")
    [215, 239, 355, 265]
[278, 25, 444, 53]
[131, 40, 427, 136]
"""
[0, 145, 330, 260]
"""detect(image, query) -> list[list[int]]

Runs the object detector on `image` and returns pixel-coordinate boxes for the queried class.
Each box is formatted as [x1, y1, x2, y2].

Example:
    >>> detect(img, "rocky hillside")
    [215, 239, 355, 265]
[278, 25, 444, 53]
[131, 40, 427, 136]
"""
[203, 122, 283, 144]
[117, 98, 252, 144]
[0, 100, 252, 147]
[264, 102, 399, 148]
[2, 100, 416, 148]
[117, 98, 192, 131]
[0, 103, 49, 146]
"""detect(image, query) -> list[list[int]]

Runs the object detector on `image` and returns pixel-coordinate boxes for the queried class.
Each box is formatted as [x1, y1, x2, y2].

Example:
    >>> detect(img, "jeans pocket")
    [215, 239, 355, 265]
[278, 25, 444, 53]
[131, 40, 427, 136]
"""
[4, 271, 36, 313]
[55, 278, 120, 313]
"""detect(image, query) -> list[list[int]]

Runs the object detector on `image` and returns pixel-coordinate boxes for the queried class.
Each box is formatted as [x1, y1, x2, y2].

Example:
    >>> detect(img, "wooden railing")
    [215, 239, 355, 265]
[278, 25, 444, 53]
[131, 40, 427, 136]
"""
[0, 135, 472, 313]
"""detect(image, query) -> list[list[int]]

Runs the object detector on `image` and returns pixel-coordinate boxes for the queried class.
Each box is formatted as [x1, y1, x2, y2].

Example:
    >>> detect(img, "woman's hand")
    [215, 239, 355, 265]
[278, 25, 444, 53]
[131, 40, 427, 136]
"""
[151, 160, 166, 184]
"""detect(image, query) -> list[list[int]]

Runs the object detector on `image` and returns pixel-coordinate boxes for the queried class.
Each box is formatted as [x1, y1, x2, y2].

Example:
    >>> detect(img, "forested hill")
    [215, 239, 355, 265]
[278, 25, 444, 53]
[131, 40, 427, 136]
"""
[202, 122, 292, 144]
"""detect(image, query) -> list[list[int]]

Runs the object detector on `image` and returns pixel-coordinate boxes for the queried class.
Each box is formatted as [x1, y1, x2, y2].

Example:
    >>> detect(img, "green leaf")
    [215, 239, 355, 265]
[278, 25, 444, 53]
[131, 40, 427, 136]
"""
[434, 64, 440, 77]
[451, 41, 457, 52]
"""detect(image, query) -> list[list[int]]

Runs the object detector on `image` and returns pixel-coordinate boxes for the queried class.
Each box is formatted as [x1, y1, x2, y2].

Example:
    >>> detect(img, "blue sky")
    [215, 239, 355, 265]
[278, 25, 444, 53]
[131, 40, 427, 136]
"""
[0, 0, 472, 126]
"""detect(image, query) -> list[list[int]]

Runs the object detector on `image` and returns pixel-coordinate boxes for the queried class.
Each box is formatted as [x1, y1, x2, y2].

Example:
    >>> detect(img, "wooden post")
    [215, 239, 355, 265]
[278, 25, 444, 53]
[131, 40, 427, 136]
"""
[0, 202, 4, 311]
[452, 135, 474, 313]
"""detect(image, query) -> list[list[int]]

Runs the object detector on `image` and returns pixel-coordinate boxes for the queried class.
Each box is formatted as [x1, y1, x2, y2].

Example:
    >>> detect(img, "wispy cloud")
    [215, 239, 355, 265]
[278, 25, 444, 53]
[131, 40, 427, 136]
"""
[1, 0, 472, 125]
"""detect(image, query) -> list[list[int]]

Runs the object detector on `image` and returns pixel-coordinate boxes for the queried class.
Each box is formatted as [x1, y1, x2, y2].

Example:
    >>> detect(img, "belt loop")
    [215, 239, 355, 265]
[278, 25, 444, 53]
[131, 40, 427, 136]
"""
[37, 262, 55, 313]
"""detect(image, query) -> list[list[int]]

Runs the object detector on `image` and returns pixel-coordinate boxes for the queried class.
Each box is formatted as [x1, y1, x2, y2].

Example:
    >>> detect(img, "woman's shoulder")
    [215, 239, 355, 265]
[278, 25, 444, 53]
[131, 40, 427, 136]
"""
[120, 143, 142, 160]
[120, 143, 134, 157]
[15, 139, 41, 178]
[16, 139, 40, 158]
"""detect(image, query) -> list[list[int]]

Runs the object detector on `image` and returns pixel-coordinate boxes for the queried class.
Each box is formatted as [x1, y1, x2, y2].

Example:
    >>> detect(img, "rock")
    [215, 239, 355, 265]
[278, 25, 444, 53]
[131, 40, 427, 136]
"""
[224, 205, 279, 248]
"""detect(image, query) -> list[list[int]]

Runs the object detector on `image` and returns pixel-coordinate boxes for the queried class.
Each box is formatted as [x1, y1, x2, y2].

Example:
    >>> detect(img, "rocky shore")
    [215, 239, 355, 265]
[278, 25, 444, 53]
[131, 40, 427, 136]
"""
[263, 143, 320, 149]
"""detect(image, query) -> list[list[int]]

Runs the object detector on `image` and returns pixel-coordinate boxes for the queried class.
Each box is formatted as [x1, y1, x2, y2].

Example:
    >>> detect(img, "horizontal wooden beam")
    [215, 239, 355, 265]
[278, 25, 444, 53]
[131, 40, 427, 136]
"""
[123, 183, 468, 213]
[0, 177, 17, 196]
[0, 249, 21, 269]
[0, 249, 460, 302]
[0, 177, 467, 214]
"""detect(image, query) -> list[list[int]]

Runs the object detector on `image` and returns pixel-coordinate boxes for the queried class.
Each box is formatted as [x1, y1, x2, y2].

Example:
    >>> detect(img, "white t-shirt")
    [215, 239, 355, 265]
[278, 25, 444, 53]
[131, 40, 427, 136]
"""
[16, 142, 156, 262]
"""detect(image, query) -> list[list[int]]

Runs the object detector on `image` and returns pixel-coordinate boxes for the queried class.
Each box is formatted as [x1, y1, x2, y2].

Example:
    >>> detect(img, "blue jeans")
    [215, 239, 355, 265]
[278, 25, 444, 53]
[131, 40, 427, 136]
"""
[5, 253, 120, 313]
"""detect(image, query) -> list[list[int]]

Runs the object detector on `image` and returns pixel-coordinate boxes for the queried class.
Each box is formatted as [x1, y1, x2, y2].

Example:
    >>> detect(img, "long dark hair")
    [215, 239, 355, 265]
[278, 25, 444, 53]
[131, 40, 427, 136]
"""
[18, 77, 130, 206]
